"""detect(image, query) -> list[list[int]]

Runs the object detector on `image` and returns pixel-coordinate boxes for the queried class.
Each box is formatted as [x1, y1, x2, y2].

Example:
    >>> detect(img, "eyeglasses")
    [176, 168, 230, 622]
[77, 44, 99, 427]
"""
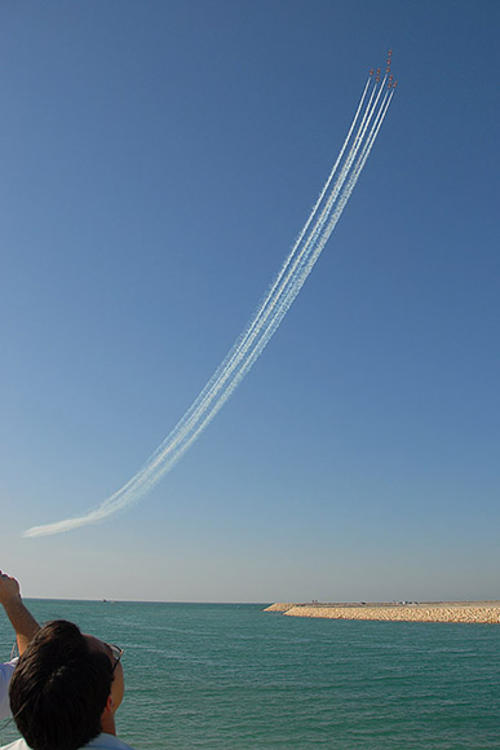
[107, 643, 124, 673]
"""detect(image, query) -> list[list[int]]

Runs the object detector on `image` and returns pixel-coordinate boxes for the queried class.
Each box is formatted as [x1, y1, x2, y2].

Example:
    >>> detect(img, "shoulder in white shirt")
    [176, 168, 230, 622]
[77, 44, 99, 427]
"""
[0, 659, 18, 721]
[0, 733, 135, 750]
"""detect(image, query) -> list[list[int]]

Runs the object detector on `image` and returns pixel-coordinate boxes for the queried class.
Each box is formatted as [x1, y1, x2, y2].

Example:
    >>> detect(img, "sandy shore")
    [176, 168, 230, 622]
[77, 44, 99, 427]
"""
[263, 601, 500, 624]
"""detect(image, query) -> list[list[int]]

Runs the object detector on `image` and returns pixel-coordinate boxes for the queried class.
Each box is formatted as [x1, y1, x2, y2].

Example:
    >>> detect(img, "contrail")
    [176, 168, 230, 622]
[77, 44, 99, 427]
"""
[143, 76, 376, 460]
[186, 80, 390, 412]
[208, 91, 394, 413]
[107, 80, 377, 490]
[286, 90, 393, 311]
[24, 64, 397, 538]
[167, 75, 387, 443]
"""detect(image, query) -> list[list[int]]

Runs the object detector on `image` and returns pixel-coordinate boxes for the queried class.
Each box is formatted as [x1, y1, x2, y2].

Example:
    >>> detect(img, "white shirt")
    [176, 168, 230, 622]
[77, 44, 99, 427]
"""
[0, 660, 17, 720]
[1, 732, 135, 750]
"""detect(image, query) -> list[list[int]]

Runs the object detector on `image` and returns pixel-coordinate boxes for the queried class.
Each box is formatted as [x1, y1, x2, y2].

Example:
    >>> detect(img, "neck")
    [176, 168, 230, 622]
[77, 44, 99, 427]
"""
[100, 714, 116, 736]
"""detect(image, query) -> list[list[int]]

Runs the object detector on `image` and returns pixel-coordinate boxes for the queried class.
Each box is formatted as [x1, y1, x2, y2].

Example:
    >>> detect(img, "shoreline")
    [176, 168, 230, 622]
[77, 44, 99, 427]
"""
[263, 601, 500, 624]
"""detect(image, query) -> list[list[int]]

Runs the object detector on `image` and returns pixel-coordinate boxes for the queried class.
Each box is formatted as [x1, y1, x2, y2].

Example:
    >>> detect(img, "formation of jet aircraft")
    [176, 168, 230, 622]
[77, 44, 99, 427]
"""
[369, 50, 397, 89]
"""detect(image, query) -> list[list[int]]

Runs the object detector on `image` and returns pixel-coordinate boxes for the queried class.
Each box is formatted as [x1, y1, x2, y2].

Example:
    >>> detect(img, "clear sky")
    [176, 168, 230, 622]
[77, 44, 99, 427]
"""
[1, 0, 499, 602]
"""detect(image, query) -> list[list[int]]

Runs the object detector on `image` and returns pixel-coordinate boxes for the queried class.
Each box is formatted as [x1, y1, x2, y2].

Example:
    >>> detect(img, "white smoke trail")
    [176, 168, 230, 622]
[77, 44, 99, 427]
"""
[80, 83, 390, 510]
[24, 76, 395, 538]
[283, 91, 393, 312]
[185, 81, 390, 413]
[207, 91, 394, 409]
[109, 91, 396, 503]
[32, 82, 381, 534]
[163, 79, 385, 443]
[25, 81, 383, 536]
[82, 80, 379, 516]
[24, 85, 390, 538]
[142, 77, 377, 465]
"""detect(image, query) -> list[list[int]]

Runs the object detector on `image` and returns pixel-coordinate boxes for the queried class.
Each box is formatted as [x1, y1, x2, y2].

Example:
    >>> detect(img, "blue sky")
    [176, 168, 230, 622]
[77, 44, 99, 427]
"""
[1, 0, 499, 601]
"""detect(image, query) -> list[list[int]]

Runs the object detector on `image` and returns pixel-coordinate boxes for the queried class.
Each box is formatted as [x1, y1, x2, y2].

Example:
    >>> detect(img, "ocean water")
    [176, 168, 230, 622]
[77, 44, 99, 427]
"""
[1, 600, 500, 749]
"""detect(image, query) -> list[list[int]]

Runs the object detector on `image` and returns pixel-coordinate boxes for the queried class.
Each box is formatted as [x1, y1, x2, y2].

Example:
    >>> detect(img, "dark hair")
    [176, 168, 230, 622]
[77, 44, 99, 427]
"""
[9, 620, 113, 750]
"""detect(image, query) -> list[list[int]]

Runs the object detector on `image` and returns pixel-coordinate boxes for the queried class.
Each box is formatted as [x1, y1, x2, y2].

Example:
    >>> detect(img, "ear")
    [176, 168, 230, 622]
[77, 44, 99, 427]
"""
[101, 693, 114, 717]
[100, 692, 117, 735]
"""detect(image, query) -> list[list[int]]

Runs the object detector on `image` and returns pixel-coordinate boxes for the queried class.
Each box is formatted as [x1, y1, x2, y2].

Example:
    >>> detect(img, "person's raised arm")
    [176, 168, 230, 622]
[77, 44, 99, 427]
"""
[0, 571, 39, 655]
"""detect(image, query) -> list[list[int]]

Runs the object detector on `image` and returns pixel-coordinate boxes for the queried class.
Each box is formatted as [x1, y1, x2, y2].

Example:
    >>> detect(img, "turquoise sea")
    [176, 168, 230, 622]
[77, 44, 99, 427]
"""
[1, 600, 500, 749]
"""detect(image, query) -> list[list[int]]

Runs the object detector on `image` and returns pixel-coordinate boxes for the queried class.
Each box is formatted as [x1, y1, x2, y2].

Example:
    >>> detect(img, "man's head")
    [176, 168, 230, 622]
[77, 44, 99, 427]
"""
[9, 620, 124, 750]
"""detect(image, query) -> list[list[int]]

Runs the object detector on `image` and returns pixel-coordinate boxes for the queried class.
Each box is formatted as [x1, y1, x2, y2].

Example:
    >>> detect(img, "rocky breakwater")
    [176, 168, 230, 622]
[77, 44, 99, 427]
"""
[263, 601, 500, 624]
[263, 602, 297, 612]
